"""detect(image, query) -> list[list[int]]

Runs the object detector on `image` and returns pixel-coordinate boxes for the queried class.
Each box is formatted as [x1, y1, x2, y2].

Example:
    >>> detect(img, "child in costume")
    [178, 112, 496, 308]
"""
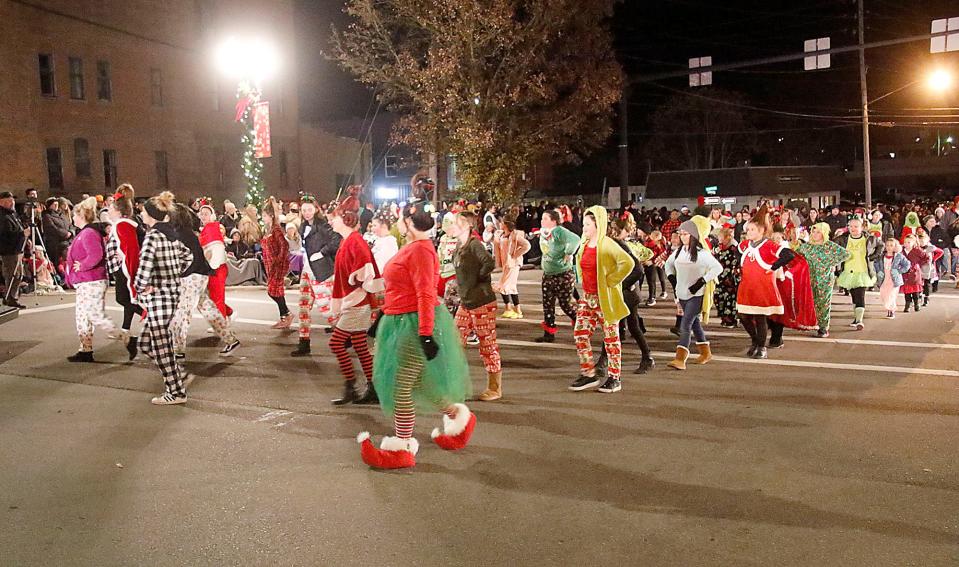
[493, 217, 530, 319]
[260, 198, 292, 329]
[357, 199, 474, 470]
[875, 238, 910, 319]
[900, 211, 921, 244]
[197, 200, 232, 319]
[834, 218, 881, 330]
[328, 186, 384, 406]
[105, 184, 146, 359]
[901, 234, 930, 313]
[714, 228, 741, 329]
[916, 231, 943, 306]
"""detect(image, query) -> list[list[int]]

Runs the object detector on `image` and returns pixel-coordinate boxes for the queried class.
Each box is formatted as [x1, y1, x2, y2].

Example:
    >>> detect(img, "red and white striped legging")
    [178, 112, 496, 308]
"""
[298, 271, 333, 340]
[329, 327, 373, 382]
[393, 338, 456, 439]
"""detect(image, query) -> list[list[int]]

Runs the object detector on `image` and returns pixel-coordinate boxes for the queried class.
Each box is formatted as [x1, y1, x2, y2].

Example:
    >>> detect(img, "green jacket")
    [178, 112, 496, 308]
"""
[539, 225, 579, 275]
[575, 206, 634, 322]
[453, 237, 497, 310]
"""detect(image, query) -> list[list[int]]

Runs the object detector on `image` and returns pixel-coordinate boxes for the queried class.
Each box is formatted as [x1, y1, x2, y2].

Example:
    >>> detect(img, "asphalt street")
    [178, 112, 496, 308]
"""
[1, 269, 958, 566]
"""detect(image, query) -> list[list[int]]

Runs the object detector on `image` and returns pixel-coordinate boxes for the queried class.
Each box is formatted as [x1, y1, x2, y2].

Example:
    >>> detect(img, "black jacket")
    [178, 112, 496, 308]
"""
[614, 239, 644, 291]
[0, 207, 25, 256]
[300, 218, 341, 281]
[929, 225, 950, 251]
[41, 209, 72, 257]
[176, 227, 214, 277]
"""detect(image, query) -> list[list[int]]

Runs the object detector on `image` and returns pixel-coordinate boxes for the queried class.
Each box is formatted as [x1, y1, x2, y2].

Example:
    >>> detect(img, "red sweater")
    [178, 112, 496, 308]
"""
[581, 245, 598, 294]
[383, 239, 439, 335]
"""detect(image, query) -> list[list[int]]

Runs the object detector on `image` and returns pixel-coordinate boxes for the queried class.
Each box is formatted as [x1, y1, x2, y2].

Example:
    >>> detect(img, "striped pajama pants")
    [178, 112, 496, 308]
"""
[573, 293, 622, 379]
[298, 271, 334, 340]
[392, 339, 456, 439]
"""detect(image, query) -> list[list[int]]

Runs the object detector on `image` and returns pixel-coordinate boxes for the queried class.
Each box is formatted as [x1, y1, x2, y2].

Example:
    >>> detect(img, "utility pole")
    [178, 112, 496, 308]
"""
[858, 0, 873, 208]
[618, 88, 629, 207]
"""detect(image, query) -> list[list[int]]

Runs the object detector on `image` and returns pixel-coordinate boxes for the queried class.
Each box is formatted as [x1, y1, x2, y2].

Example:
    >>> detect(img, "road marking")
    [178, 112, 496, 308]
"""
[496, 338, 959, 377]
[19, 303, 76, 314]
[255, 410, 292, 422]
[103, 306, 332, 330]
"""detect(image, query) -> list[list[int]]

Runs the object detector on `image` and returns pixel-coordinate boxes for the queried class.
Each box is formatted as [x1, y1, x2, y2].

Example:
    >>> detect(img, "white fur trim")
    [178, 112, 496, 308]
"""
[204, 241, 227, 269]
[334, 286, 368, 313]
[348, 263, 376, 285]
[440, 403, 471, 437]
[431, 427, 441, 439]
[736, 304, 785, 315]
[677, 345, 689, 352]
[380, 436, 419, 455]
[356, 431, 371, 443]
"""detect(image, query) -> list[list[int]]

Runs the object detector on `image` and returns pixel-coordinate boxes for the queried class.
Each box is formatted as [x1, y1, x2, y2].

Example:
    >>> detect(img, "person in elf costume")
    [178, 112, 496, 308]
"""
[900, 211, 921, 244]
[328, 186, 384, 406]
[790, 223, 850, 338]
[290, 194, 341, 357]
[568, 206, 635, 394]
[197, 199, 232, 319]
[357, 198, 473, 470]
[105, 184, 146, 360]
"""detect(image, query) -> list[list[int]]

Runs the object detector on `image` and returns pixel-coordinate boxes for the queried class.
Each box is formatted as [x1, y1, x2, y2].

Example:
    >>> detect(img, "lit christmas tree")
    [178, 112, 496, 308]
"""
[235, 81, 265, 208]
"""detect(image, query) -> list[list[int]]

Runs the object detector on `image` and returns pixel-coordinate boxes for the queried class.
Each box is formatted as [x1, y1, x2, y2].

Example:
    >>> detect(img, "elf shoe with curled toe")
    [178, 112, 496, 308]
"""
[357, 433, 418, 469]
[431, 403, 476, 451]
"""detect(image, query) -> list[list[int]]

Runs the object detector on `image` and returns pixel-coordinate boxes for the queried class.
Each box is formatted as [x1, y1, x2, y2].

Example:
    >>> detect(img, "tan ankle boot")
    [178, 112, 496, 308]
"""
[667, 346, 689, 370]
[479, 371, 502, 401]
[693, 342, 712, 365]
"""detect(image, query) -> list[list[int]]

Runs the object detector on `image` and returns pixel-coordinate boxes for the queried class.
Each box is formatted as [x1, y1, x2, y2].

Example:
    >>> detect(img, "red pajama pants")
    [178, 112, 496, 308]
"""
[454, 301, 501, 373]
[573, 293, 622, 379]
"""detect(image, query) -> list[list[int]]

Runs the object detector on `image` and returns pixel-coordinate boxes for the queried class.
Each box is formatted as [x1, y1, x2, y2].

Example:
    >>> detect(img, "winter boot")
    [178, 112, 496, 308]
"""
[667, 346, 689, 370]
[635, 357, 655, 374]
[478, 371, 502, 401]
[126, 336, 139, 361]
[67, 350, 94, 363]
[290, 338, 311, 357]
[693, 342, 713, 365]
[354, 382, 379, 405]
[332, 380, 359, 405]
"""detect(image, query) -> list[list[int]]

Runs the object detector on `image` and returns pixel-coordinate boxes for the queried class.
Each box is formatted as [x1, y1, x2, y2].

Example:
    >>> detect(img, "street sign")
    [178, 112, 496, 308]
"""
[705, 185, 719, 195]
[804, 37, 831, 70]
[689, 56, 712, 87]
[704, 196, 721, 205]
[931, 18, 959, 53]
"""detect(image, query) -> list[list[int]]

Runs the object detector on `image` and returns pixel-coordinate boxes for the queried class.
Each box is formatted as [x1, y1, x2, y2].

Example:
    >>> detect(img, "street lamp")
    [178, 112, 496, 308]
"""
[861, 68, 953, 207]
[214, 37, 280, 208]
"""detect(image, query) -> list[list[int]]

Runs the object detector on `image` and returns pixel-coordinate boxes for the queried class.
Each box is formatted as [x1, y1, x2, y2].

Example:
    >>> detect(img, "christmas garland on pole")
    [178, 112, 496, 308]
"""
[235, 81, 265, 209]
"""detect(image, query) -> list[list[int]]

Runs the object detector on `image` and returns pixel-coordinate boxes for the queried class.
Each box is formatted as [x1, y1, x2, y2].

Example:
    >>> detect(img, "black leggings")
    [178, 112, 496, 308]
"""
[849, 287, 867, 309]
[502, 293, 520, 307]
[644, 265, 667, 299]
[114, 272, 145, 331]
[270, 293, 290, 317]
[922, 279, 931, 298]
[741, 314, 783, 348]
[620, 289, 651, 358]
[905, 292, 921, 309]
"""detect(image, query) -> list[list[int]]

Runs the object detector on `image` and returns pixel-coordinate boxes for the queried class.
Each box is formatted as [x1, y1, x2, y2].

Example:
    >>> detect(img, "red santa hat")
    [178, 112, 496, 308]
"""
[356, 432, 418, 469]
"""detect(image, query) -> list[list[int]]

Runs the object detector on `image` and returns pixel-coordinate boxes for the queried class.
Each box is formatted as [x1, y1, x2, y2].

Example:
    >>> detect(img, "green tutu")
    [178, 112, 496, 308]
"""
[373, 305, 471, 418]
[837, 270, 876, 290]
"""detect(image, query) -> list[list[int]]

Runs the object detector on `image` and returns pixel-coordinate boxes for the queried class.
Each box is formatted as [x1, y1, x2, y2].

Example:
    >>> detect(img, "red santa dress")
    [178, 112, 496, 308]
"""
[736, 239, 785, 316]
[331, 231, 384, 332]
[770, 250, 818, 330]
[200, 222, 232, 318]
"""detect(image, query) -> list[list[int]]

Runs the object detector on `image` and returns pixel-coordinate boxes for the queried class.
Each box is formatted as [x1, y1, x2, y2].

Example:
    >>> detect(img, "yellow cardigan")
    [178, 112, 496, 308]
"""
[575, 206, 634, 323]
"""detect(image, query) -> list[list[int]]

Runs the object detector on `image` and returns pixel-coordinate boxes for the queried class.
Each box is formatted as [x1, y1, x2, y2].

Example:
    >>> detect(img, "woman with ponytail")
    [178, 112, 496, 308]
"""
[105, 184, 146, 360]
[169, 200, 240, 358]
[260, 197, 293, 328]
[197, 199, 232, 320]
[65, 197, 117, 362]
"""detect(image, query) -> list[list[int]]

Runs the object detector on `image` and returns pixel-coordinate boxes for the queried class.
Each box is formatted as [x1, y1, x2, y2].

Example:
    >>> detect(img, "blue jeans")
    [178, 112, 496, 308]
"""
[678, 295, 707, 349]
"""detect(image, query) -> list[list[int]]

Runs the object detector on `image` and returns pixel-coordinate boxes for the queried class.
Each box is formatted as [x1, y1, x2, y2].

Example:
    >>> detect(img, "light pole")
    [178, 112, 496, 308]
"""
[215, 37, 280, 208]
[859, 67, 952, 207]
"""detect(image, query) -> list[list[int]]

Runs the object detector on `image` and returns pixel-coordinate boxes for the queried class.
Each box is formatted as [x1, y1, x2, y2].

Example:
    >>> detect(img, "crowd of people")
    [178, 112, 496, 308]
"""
[2, 176, 958, 470]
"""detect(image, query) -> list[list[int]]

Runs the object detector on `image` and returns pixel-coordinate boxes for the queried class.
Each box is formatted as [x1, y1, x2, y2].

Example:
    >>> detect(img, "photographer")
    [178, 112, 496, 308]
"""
[0, 192, 28, 308]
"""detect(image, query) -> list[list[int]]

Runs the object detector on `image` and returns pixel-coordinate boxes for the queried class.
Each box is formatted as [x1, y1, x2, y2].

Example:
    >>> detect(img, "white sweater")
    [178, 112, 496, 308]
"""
[664, 246, 723, 300]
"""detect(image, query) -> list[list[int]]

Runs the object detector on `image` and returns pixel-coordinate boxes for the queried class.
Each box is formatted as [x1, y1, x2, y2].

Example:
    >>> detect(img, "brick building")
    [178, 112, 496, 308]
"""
[0, 0, 370, 204]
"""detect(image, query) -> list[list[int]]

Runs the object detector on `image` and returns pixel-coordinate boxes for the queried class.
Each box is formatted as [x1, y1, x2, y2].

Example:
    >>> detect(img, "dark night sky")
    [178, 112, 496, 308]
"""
[293, 0, 959, 183]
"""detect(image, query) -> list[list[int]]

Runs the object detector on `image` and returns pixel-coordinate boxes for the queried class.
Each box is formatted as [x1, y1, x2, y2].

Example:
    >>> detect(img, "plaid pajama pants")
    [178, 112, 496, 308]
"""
[573, 293, 622, 379]
[139, 290, 185, 398]
[74, 280, 116, 352]
[171, 273, 237, 352]
[298, 271, 334, 340]
[454, 301, 501, 373]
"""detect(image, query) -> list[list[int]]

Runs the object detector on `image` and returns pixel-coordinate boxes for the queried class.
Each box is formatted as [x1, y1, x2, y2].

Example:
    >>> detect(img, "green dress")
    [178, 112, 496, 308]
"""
[837, 235, 876, 290]
[795, 240, 851, 331]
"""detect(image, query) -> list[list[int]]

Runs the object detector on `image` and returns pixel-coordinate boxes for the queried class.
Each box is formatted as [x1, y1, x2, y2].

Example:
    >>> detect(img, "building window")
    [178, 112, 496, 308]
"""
[150, 68, 163, 106]
[46, 148, 63, 189]
[38, 54, 56, 97]
[103, 149, 118, 189]
[279, 149, 288, 190]
[96, 60, 112, 101]
[69, 57, 84, 100]
[155, 151, 169, 189]
[74, 138, 91, 178]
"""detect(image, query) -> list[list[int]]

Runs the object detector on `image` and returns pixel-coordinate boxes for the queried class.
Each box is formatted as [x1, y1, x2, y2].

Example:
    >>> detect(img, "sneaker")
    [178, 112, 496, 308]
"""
[534, 332, 555, 344]
[855, 322, 864, 331]
[219, 339, 240, 355]
[174, 352, 186, 360]
[598, 377, 622, 393]
[658, 292, 668, 300]
[848, 321, 859, 327]
[500, 310, 515, 319]
[886, 310, 895, 319]
[635, 357, 655, 374]
[816, 329, 829, 338]
[721, 322, 737, 329]
[768, 339, 784, 349]
[466, 332, 480, 346]
[752, 347, 768, 359]
[568, 374, 601, 391]
[746, 344, 758, 357]
[645, 298, 656, 307]
[151, 393, 187, 405]
[206, 327, 215, 334]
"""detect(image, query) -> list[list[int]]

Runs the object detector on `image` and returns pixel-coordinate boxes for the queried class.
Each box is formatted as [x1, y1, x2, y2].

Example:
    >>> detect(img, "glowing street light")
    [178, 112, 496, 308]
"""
[927, 68, 953, 91]
[215, 36, 280, 83]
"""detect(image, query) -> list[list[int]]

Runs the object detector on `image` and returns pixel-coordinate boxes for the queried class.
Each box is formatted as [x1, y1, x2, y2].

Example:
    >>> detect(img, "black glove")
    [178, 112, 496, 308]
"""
[688, 277, 706, 295]
[419, 334, 439, 360]
[367, 315, 382, 338]
[667, 274, 677, 289]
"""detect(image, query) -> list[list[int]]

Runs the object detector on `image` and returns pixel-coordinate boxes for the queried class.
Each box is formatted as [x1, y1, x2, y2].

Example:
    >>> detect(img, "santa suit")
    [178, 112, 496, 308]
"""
[105, 218, 145, 331]
[736, 239, 785, 316]
[199, 222, 232, 318]
[770, 249, 818, 330]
